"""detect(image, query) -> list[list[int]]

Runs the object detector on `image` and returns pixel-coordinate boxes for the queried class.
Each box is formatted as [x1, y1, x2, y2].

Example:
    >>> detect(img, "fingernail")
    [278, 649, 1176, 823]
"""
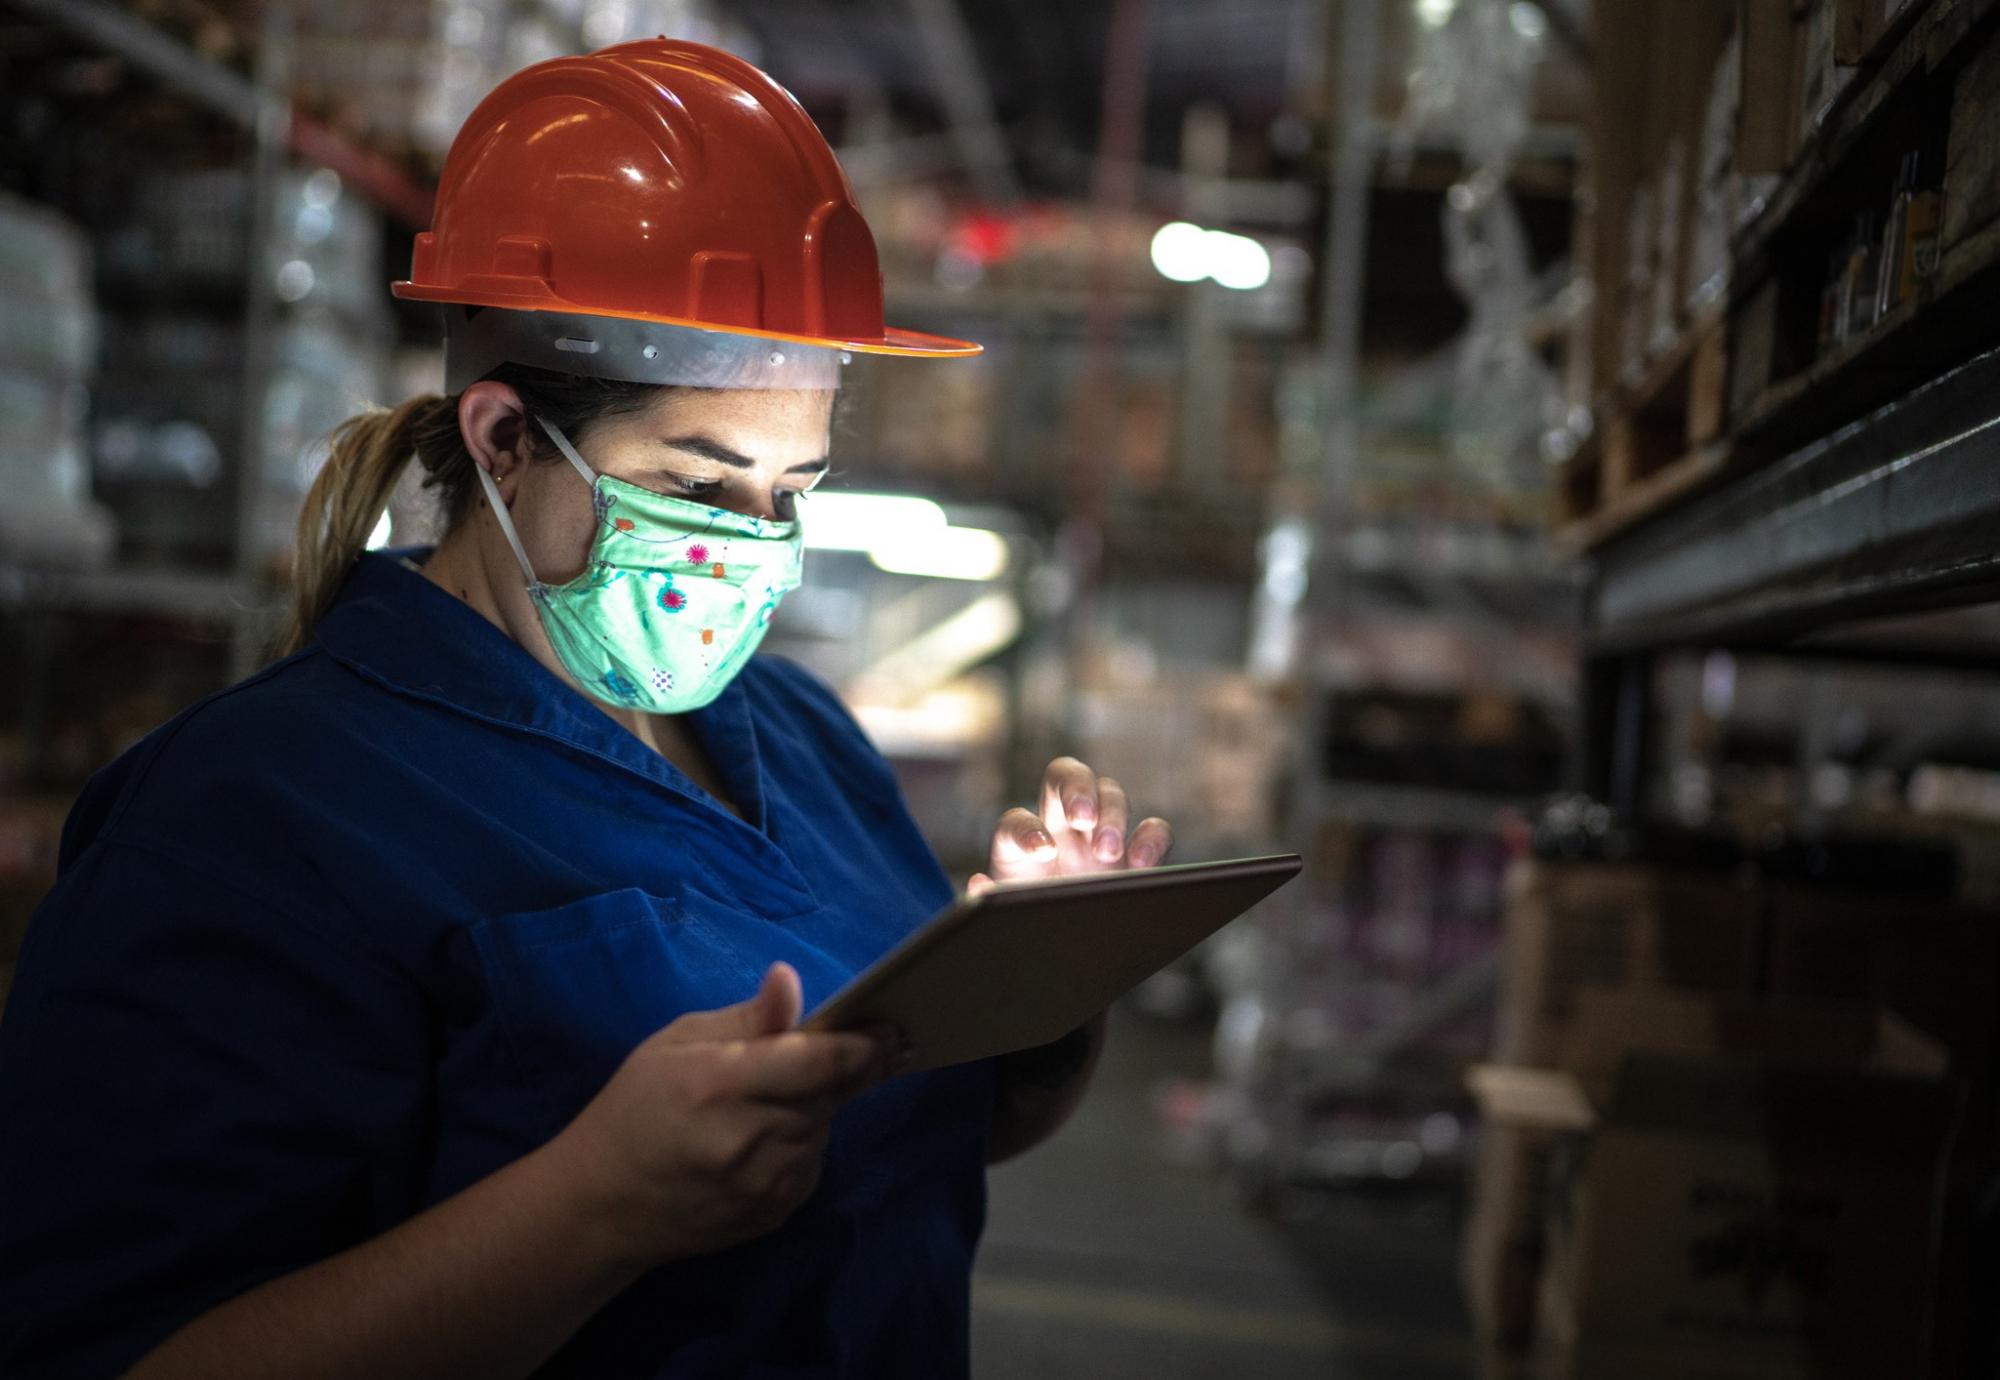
[1132, 844, 1159, 867]
[1094, 827, 1123, 862]
[1069, 797, 1096, 827]
[1026, 828, 1057, 856]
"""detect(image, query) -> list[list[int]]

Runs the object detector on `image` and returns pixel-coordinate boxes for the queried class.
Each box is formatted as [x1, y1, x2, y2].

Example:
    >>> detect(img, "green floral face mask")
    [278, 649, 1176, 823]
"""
[474, 416, 804, 714]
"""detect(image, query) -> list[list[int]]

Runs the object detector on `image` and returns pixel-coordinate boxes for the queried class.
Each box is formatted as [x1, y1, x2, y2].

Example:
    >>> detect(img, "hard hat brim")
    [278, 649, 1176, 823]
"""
[390, 282, 982, 359]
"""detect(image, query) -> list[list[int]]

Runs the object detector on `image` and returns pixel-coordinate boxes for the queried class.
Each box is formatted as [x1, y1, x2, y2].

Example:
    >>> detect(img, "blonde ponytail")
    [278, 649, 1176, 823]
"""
[275, 395, 454, 659]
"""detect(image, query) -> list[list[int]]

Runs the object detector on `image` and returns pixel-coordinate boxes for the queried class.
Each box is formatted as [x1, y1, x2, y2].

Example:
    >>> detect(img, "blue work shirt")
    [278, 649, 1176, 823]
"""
[0, 549, 996, 1377]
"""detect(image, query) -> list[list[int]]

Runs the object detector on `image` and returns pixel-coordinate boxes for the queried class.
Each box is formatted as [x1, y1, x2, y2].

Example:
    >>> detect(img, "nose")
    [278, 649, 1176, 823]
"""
[734, 487, 785, 523]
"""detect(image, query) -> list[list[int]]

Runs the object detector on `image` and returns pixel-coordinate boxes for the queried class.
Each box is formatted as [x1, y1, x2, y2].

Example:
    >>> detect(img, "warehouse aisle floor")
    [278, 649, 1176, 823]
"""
[972, 1003, 1473, 1379]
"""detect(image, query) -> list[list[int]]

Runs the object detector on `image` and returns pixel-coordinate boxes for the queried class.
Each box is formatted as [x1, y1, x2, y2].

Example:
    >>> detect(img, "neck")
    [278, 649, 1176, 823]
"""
[421, 525, 666, 752]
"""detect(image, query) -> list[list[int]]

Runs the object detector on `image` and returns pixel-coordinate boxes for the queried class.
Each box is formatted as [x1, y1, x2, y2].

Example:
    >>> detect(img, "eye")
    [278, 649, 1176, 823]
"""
[664, 474, 724, 498]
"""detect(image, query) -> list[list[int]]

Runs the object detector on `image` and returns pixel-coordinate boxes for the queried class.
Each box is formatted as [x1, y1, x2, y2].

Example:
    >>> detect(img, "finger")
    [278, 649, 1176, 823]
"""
[1039, 756, 1100, 836]
[1090, 777, 1131, 864]
[966, 872, 995, 896]
[989, 806, 1058, 882]
[664, 962, 802, 1044]
[732, 1029, 897, 1102]
[1127, 817, 1175, 869]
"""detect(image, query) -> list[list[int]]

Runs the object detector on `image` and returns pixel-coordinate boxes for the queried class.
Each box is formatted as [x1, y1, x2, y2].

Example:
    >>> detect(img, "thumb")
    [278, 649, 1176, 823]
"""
[666, 961, 803, 1044]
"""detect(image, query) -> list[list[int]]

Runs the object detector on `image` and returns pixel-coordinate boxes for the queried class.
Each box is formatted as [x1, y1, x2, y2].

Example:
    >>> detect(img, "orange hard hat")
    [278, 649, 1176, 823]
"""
[392, 39, 979, 361]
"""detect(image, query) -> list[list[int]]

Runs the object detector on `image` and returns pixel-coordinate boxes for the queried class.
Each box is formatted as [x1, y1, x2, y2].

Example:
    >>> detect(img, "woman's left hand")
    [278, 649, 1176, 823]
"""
[968, 756, 1174, 895]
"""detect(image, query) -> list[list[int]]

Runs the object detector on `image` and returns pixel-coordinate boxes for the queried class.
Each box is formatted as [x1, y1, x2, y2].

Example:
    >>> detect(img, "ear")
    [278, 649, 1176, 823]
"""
[458, 383, 532, 500]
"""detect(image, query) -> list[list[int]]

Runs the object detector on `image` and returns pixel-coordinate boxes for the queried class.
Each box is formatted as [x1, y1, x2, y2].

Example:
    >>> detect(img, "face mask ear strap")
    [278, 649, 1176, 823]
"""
[470, 414, 601, 596]
[532, 415, 600, 488]
[473, 462, 545, 594]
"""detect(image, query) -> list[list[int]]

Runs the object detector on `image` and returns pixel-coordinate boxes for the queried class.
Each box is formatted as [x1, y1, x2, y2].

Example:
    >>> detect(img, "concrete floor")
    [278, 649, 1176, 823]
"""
[972, 1003, 1474, 1379]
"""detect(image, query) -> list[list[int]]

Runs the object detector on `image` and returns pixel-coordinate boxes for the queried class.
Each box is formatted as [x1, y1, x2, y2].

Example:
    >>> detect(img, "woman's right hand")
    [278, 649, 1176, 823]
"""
[550, 961, 909, 1271]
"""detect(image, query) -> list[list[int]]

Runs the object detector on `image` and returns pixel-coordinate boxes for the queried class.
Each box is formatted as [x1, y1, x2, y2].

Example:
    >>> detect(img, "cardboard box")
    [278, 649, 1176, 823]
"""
[1556, 986, 1946, 1104]
[1495, 859, 1762, 1067]
[1830, 0, 1889, 64]
[1739, 0, 1803, 175]
[1943, 27, 2000, 253]
[1541, 1053, 1948, 1380]
[1763, 881, 1985, 1051]
[1509, 996, 1952, 1380]
[1467, 993, 1947, 1368]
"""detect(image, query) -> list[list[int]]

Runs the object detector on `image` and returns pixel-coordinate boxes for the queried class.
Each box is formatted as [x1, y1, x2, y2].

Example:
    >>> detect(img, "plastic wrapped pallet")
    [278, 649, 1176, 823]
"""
[293, 0, 749, 159]
[0, 193, 114, 568]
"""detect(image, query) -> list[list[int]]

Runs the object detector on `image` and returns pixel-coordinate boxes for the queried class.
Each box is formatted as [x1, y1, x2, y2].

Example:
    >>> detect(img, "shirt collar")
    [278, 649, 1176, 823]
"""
[313, 548, 768, 833]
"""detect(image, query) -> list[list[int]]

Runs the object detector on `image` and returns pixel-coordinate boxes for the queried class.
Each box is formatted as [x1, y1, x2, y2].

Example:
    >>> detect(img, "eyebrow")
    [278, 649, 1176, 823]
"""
[661, 435, 829, 475]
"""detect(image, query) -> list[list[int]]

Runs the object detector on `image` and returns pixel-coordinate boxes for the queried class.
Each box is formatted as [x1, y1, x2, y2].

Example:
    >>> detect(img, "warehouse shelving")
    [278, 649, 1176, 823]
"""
[1561, 0, 2000, 550]
[1554, 5, 2000, 1374]
[5, 0, 436, 230]
[0, 0, 447, 684]
[1729, 0, 1985, 282]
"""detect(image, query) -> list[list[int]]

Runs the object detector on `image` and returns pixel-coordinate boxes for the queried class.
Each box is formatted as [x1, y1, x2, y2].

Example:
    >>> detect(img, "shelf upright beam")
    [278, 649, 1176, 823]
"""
[229, 0, 294, 680]
[3, 0, 270, 126]
[1579, 652, 1654, 812]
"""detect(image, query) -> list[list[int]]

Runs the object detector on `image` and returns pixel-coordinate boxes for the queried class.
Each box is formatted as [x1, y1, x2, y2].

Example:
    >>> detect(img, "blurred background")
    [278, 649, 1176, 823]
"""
[4, 0, 2000, 1375]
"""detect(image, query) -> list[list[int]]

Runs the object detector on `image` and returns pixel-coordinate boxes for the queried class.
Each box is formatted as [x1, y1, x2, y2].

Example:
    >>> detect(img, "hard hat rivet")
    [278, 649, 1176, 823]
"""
[768, 350, 785, 366]
[642, 344, 659, 359]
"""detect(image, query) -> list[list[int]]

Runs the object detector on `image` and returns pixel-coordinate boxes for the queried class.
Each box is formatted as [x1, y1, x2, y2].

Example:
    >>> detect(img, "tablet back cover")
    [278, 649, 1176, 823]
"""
[805, 855, 1300, 1071]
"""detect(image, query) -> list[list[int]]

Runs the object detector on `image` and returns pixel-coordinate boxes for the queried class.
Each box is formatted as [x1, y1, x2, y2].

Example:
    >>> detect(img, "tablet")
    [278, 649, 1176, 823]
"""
[802, 853, 1302, 1072]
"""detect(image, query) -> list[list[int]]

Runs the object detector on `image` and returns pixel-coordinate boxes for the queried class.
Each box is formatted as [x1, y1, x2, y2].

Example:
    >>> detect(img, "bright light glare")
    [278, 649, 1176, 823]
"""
[1415, 0, 1456, 27]
[1150, 221, 1273, 290]
[1207, 230, 1272, 290]
[1509, 1, 1547, 39]
[869, 526, 1010, 581]
[802, 492, 1009, 582]
[365, 508, 393, 550]
[1150, 221, 1210, 283]
[800, 492, 947, 551]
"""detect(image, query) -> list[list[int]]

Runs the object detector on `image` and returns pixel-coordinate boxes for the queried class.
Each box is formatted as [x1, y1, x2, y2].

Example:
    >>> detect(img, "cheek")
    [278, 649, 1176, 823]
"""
[508, 469, 600, 582]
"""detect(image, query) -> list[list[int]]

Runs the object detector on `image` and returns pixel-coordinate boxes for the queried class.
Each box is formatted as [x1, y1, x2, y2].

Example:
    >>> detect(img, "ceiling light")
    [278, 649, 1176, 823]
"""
[801, 492, 947, 551]
[1150, 221, 1210, 283]
[1151, 222, 1274, 291]
[1207, 230, 1272, 290]
[868, 526, 1010, 582]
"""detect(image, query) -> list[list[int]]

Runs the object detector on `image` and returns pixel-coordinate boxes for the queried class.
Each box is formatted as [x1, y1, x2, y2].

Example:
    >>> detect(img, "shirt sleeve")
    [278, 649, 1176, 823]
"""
[0, 835, 433, 1378]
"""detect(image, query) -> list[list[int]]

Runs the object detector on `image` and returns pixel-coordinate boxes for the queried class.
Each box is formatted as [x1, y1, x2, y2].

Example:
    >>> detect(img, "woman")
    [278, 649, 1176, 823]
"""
[0, 40, 1171, 1379]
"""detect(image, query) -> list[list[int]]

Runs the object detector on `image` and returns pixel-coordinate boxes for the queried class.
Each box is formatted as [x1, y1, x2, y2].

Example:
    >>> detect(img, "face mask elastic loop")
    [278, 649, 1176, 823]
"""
[473, 461, 549, 599]
[531, 414, 601, 489]
[474, 414, 604, 601]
